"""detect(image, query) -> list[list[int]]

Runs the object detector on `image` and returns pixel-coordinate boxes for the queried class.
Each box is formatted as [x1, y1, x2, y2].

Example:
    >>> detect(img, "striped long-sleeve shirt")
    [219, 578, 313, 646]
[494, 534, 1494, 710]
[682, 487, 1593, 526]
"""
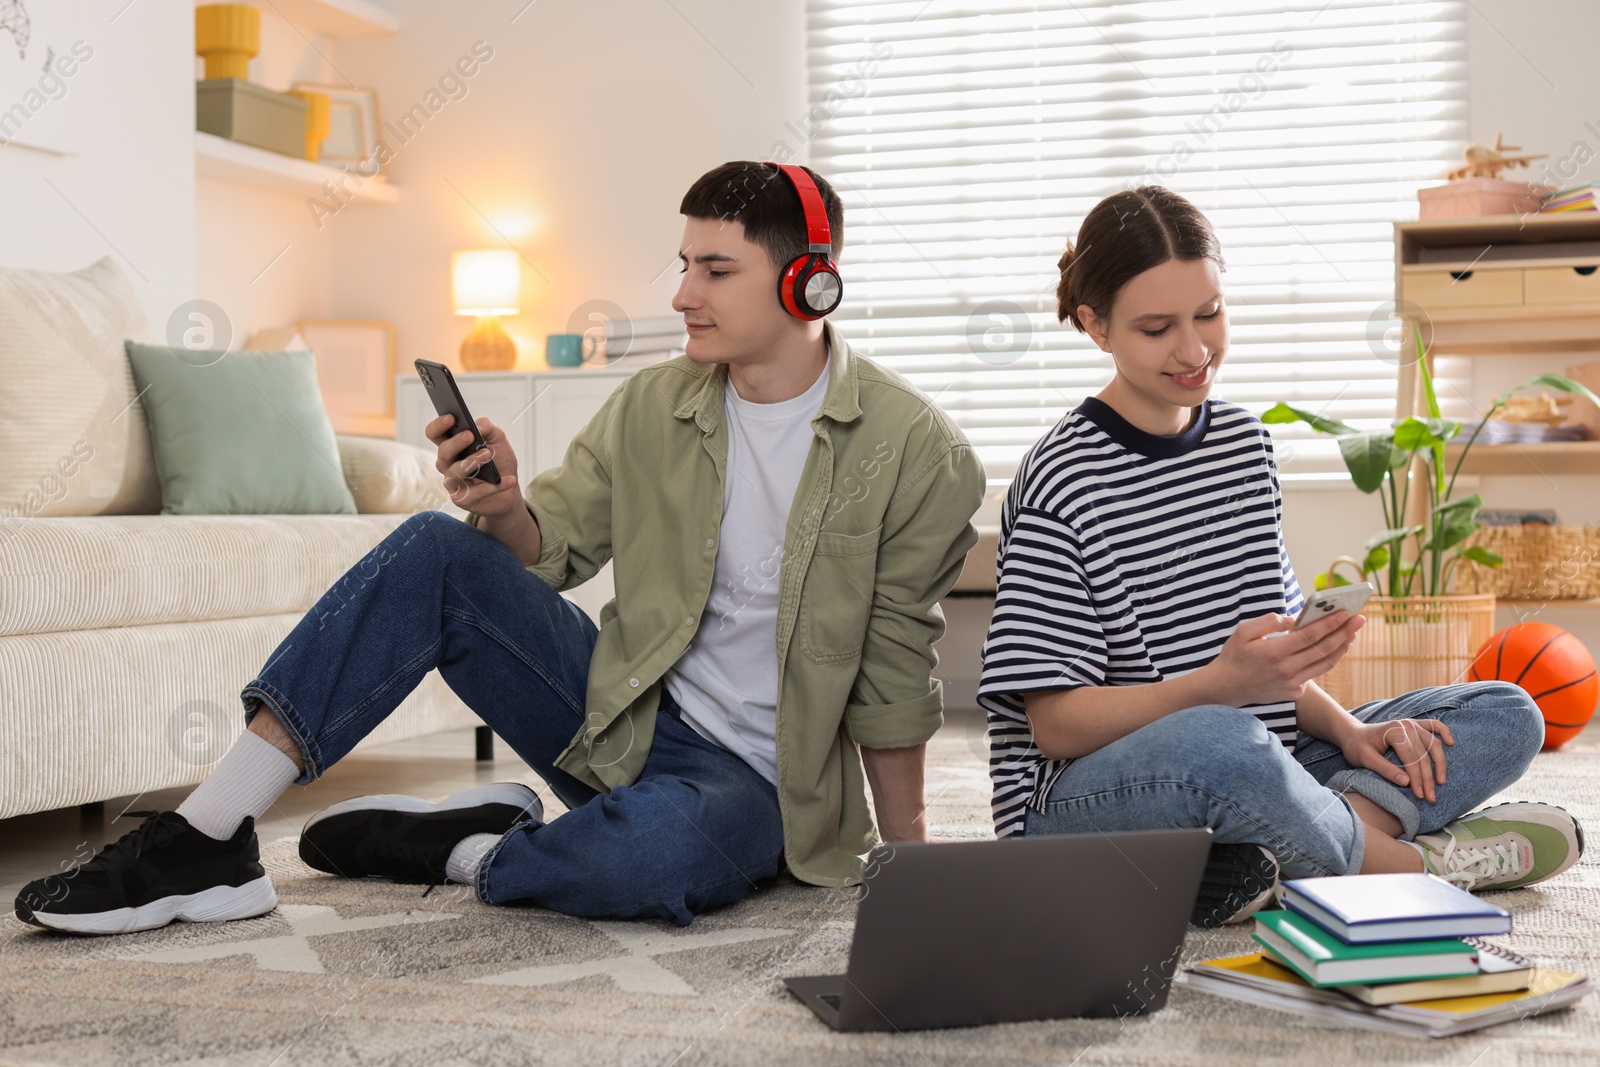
[977, 396, 1305, 838]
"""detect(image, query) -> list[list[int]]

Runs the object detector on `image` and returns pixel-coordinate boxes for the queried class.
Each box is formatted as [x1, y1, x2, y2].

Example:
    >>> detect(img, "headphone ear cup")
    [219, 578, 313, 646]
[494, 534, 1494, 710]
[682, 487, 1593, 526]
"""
[778, 254, 810, 319]
[802, 257, 842, 317]
[778, 253, 843, 320]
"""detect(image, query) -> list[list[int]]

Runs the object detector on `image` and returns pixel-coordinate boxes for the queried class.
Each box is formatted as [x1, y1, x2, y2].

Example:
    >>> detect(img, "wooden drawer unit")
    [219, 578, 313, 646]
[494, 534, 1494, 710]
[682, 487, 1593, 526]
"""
[1524, 264, 1600, 305]
[1393, 214, 1600, 479]
[1400, 266, 1523, 312]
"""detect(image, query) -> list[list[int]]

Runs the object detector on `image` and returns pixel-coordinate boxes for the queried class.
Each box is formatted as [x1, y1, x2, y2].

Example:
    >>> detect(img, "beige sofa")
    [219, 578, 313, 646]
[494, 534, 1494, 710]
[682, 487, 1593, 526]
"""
[0, 257, 481, 820]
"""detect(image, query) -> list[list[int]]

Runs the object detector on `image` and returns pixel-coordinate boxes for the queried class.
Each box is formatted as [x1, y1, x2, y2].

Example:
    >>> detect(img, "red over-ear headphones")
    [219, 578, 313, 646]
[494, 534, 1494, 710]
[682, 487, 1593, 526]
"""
[764, 162, 842, 320]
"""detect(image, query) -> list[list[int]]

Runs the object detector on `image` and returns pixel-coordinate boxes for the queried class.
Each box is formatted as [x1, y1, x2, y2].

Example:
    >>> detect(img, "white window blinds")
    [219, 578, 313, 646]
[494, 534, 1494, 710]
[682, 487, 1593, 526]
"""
[804, 0, 1469, 475]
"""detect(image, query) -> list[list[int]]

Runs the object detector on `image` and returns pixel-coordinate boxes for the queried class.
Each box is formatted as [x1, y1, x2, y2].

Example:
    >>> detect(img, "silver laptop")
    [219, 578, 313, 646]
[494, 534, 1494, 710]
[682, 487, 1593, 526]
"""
[785, 828, 1212, 1032]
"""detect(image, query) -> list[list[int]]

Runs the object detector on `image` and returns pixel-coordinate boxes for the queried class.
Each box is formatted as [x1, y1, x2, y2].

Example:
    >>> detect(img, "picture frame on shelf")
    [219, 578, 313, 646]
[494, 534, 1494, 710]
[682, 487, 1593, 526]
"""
[296, 319, 396, 438]
[288, 82, 385, 179]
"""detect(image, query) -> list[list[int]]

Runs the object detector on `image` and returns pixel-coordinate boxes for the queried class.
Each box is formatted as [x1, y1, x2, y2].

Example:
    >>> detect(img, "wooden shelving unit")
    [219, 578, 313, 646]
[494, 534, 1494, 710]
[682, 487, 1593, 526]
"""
[1443, 440, 1600, 476]
[1394, 213, 1600, 476]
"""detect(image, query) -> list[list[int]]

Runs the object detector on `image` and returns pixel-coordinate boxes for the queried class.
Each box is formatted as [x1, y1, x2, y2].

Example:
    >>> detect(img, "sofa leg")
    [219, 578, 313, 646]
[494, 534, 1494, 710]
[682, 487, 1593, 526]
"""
[475, 725, 495, 762]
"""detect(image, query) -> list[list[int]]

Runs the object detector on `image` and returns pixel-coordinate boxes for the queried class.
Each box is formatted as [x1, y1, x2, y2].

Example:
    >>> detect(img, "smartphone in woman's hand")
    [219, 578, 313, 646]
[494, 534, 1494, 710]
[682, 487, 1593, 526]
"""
[1294, 582, 1373, 630]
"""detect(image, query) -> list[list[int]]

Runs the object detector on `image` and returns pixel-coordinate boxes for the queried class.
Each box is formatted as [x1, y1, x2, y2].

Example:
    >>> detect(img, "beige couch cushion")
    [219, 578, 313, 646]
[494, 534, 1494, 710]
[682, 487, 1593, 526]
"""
[336, 434, 467, 519]
[0, 512, 451, 637]
[0, 256, 162, 518]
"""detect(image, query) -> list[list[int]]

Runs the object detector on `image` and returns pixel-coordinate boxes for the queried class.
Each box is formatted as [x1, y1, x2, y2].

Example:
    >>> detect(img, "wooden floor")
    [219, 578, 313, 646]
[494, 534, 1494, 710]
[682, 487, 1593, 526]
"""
[0, 727, 543, 906]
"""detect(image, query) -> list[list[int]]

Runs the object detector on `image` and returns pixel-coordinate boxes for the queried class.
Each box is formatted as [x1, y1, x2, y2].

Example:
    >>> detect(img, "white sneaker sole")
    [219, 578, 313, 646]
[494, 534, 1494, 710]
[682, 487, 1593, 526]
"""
[302, 782, 542, 834]
[30, 875, 278, 936]
[1221, 878, 1280, 925]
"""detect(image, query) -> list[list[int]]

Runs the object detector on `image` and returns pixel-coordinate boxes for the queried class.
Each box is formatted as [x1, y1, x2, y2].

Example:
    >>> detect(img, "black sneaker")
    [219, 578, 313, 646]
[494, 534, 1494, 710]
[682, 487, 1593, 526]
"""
[14, 811, 277, 936]
[1191, 842, 1279, 928]
[298, 782, 543, 886]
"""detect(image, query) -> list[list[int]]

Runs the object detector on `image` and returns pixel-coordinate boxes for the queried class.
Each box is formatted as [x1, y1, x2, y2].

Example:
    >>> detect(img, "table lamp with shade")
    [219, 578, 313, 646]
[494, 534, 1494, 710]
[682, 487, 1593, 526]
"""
[453, 249, 521, 370]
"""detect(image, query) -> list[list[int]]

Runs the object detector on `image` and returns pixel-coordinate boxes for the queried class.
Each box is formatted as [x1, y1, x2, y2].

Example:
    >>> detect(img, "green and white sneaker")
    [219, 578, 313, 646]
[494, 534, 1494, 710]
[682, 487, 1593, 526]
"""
[1412, 802, 1585, 892]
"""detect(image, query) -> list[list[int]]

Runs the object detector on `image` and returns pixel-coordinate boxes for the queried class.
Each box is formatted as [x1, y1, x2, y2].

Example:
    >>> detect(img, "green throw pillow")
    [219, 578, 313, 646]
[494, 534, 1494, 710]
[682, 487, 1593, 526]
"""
[123, 342, 357, 515]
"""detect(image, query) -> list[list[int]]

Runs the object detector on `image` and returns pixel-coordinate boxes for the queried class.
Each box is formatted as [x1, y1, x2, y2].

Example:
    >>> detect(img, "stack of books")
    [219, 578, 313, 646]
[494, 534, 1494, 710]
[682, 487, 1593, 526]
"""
[1482, 420, 1588, 444]
[1540, 183, 1600, 212]
[1178, 873, 1589, 1037]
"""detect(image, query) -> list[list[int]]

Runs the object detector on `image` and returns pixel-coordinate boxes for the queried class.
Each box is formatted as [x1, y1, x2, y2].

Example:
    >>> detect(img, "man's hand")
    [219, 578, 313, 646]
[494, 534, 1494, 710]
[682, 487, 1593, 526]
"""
[1204, 610, 1364, 706]
[425, 412, 523, 518]
[1339, 717, 1454, 802]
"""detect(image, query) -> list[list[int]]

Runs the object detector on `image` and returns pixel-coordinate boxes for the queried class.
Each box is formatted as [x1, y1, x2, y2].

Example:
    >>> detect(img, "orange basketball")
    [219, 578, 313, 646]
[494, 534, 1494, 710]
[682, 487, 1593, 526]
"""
[1470, 623, 1599, 750]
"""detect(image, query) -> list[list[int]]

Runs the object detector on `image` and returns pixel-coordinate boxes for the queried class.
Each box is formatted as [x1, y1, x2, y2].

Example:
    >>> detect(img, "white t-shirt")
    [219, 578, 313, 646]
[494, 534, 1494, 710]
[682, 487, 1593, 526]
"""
[664, 359, 830, 785]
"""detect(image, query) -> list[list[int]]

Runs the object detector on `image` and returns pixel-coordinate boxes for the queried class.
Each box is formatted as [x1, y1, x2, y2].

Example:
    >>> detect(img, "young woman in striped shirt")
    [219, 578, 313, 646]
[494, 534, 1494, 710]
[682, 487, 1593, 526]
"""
[978, 185, 1583, 926]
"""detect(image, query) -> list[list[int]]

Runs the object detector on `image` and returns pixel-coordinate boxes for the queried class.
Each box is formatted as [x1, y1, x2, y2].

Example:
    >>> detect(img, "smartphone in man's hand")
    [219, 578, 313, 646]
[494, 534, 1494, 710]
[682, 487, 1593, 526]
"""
[415, 359, 501, 484]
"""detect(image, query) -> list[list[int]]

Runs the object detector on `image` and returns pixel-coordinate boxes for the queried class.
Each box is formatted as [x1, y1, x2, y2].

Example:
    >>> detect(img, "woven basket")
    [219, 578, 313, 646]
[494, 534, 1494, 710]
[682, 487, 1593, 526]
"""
[1454, 525, 1600, 601]
[1318, 594, 1497, 708]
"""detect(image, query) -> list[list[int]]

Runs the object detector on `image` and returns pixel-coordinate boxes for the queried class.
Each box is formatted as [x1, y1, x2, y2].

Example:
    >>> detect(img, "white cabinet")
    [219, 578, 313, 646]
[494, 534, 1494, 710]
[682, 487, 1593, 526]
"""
[395, 365, 638, 622]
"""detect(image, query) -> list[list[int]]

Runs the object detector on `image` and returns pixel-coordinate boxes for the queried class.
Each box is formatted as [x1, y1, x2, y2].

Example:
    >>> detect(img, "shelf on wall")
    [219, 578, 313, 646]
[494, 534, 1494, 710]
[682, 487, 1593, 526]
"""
[1499, 598, 1600, 609]
[1443, 440, 1600, 476]
[246, 0, 398, 36]
[1395, 212, 1600, 254]
[195, 131, 399, 205]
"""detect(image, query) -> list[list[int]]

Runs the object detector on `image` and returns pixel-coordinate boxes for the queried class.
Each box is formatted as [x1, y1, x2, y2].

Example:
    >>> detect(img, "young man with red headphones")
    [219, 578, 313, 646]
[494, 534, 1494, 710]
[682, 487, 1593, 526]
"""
[15, 161, 986, 936]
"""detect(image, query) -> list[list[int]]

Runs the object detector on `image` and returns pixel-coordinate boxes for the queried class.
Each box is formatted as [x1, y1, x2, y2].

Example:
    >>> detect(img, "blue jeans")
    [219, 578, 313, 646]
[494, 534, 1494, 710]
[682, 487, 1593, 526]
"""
[239, 511, 786, 926]
[1022, 682, 1545, 878]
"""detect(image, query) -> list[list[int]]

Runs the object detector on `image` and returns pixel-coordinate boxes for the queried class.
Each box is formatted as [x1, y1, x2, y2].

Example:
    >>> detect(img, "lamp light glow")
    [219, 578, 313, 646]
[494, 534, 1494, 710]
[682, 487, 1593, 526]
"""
[452, 250, 521, 316]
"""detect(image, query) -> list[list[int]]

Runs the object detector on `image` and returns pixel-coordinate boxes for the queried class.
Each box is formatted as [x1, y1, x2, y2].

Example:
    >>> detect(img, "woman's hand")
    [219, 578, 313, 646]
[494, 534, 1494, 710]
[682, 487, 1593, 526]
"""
[1205, 610, 1364, 706]
[1337, 717, 1454, 802]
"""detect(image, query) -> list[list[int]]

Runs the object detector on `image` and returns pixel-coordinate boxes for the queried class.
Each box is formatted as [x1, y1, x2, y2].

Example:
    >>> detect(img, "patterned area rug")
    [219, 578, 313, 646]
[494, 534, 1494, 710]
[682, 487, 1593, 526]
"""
[2, 714, 1596, 1066]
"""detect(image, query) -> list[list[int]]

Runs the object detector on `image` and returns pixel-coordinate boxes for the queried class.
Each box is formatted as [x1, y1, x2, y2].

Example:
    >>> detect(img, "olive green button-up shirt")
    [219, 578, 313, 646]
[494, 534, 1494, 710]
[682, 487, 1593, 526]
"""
[465, 318, 985, 886]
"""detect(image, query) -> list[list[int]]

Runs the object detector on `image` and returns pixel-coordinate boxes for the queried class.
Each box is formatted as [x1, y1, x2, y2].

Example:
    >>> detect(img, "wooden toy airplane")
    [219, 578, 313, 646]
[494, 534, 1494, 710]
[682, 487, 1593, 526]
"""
[1444, 131, 1549, 181]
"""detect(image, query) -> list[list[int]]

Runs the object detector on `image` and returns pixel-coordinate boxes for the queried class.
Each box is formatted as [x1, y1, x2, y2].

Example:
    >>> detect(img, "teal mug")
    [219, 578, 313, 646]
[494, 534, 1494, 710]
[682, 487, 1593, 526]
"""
[545, 333, 586, 367]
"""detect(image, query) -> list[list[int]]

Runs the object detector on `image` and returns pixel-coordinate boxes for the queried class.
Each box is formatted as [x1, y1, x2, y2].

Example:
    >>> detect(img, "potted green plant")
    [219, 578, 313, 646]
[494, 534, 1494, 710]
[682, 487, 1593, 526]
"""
[1263, 324, 1600, 704]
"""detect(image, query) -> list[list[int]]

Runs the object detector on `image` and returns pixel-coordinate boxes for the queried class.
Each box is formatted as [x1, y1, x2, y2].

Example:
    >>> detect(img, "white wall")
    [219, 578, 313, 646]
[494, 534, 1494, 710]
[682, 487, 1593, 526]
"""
[192, 0, 806, 364]
[0, 1, 194, 337]
[324, 0, 807, 375]
[192, 7, 341, 346]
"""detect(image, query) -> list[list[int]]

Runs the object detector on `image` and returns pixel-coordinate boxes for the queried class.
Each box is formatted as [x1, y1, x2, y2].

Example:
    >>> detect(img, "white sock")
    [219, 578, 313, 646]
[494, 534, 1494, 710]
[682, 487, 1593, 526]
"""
[445, 832, 502, 885]
[176, 729, 301, 841]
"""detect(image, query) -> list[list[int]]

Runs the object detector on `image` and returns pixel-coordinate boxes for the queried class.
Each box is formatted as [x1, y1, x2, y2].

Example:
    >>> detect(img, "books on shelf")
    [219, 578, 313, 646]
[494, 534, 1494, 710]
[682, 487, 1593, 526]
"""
[1476, 508, 1560, 527]
[597, 314, 687, 366]
[1252, 909, 1478, 985]
[1178, 952, 1587, 1038]
[1482, 420, 1588, 445]
[1540, 182, 1600, 212]
[1281, 872, 1513, 943]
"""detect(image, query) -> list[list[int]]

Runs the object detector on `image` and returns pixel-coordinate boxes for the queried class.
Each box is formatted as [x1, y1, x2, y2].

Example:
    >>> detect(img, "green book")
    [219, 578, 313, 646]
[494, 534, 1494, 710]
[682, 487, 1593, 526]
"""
[1252, 910, 1479, 987]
